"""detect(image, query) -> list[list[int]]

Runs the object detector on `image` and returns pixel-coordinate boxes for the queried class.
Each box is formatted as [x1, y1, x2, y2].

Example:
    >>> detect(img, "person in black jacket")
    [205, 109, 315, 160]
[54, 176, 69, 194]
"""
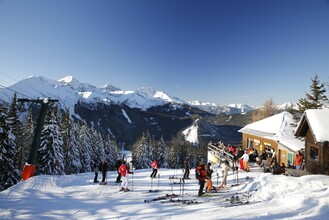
[93, 161, 99, 183]
[183, 158, 190, 179]
[101, 160, 109, 183]
[115, 159, 122, 183]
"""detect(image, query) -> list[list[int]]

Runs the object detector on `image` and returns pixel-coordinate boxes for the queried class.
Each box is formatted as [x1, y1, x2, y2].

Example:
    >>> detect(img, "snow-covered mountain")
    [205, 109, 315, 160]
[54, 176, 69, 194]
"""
[189, 101, 254, 115]
[0, 75, 187, 112]
[0, 75, 259, 115]
[277, 101, 299, 110]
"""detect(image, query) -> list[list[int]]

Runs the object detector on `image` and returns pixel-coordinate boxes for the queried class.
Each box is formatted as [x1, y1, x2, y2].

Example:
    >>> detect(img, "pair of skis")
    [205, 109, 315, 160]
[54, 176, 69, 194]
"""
[144, 193, 178, 203]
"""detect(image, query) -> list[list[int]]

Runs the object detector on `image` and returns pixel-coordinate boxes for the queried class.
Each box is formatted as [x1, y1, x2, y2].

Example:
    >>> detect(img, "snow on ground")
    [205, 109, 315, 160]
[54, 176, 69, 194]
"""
[1, 163, 329, 220]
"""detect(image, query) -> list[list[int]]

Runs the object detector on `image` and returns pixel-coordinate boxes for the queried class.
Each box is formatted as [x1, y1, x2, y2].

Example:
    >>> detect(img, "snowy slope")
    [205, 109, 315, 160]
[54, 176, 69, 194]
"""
[1, 165, 329, 219]
[182, 119, 199, 145]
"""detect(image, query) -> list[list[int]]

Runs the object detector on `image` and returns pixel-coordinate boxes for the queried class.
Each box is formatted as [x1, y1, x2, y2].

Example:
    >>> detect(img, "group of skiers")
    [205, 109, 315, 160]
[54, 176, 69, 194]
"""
[94, 159, 133, 192]
[92, 157, 233, 196]
[195, 160, 230, 196]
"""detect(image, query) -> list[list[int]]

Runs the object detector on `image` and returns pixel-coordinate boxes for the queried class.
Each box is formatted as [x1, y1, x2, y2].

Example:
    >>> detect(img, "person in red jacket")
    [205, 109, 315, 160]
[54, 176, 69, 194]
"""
[150, 159, 158, 178]
[294, 150, 304, 170]
[118, 161, 133, 192]
[195, 162, 206, 196]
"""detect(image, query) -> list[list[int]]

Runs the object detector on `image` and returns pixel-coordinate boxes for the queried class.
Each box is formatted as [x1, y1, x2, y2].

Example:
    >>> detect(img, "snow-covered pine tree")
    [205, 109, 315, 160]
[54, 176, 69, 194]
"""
[79, 122, 93, 172]
[103, 134, 119, 170]
[90, 127, 105, 170]
[132, 131, 152, 169]
[7, 93, 24, 170]
[298, 74, 328, 112]
[35, 104, 65, 175]
[167, 145, 178, 169]
[195, 145, 207, 167]
[0, 103, 20, 190]
[19, 109, 34, 170]
[61, 109, 81, 174]
[153, 136, 167, 168]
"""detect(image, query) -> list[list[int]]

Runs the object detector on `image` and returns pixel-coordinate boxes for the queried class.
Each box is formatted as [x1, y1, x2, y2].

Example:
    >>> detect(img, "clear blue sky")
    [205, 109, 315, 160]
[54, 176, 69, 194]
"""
[1, 0, 329, 106]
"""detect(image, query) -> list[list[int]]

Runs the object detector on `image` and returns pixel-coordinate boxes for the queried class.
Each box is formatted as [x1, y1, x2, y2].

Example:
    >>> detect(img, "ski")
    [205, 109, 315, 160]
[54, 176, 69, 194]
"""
[160, 198, 199, 205]
[144, 194, 178, 203]
[169, 176, 180, 179]
[142, 189, 161, 194]
[119, 188, 130, 192]
[170, 181, 192, 185]
[222, 200, 262, 207]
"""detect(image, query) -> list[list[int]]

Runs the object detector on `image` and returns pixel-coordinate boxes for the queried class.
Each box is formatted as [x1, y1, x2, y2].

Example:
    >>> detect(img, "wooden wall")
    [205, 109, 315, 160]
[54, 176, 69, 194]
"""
[305, 130, 329, 174]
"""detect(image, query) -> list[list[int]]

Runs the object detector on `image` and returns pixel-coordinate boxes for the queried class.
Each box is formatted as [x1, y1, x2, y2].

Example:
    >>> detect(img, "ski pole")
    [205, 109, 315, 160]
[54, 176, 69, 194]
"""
[151, 176, 153, 191]
[216, 172, 219, 187]
[132, 173, 134, 190]
[158, 174, 160, 191]
[169, 176, 173, 194]
[182, 178, 185, 201]
[179, 178, 183, 198]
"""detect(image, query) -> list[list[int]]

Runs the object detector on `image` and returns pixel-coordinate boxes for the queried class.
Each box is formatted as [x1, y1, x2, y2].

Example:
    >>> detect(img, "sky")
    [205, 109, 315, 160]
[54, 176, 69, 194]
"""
[1, 0, 329, 106]
[1, 167, 329, 219]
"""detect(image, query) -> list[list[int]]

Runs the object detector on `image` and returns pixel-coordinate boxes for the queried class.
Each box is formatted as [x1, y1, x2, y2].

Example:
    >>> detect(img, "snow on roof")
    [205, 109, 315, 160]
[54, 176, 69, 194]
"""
[239, 111, 304, 151]
[304, 109, 329, 142]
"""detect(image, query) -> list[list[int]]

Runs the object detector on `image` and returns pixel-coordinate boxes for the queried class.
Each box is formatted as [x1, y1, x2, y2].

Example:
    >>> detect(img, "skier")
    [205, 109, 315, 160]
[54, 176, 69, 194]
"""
[183, 158, 190, 179]
[294, 150, 304, 170]
[150, 159, 158, 178]
[218, 160, 230, 188]
[115, 159, 122, 183]
[93, 161, 99, 183]
[240, 150, 250, 171]
[236, 147, 244, 170]
[205, 162, 214, 192]
[118, 161, 134, 192]
[195, 161, 206, 196]
[101, 160, 109, 184]
[260, 150, 267, 168]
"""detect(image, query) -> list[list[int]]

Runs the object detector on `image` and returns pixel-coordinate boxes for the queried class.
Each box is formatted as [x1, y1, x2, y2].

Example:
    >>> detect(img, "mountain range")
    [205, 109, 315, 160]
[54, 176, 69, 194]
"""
[0, 75, 297, 148]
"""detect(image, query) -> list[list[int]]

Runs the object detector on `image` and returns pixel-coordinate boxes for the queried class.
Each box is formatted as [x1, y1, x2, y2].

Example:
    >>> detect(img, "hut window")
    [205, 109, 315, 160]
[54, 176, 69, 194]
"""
[310, 146, 319, 160]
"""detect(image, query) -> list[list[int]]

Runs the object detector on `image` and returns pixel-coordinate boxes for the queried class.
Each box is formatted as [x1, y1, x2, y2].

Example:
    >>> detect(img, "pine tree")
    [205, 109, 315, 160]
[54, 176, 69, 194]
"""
[19, 109, 34, 170]
[0, 103, 20, 190]
[154, 136, 167, 168]
[167, 145, 178, 169]
[35, 104, 65, 175]
[61, 109, 81, 174]
[90, 127, 105, 167]
[7, 93, 24, 170]
[79, 122, 93, 172]
[132, 131, 152, 169]
[103, 134, 119, 170]
[298, 74, 328, 112]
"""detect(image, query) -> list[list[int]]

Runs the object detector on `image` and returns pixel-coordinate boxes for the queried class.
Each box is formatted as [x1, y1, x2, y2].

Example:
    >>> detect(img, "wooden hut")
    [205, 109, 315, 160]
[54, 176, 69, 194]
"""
[294, 109, 329, 174]
[239, 111, 304, 167]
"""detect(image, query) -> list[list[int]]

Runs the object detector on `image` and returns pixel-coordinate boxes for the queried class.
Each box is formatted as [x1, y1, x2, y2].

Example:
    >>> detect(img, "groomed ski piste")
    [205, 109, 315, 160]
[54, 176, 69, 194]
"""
[1, 163, 329, 220]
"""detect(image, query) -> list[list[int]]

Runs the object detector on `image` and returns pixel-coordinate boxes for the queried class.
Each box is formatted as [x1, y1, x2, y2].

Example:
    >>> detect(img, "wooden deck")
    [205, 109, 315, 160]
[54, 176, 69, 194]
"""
[285, 168, 310, 177]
